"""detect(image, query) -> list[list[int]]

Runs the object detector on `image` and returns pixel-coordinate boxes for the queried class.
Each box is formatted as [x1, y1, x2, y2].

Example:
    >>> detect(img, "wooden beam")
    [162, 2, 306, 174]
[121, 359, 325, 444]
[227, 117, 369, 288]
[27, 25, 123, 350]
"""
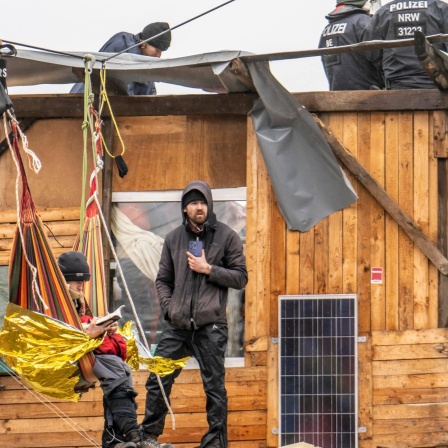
[315, 116, 448, 276]
[8, 90, 448, 119]
[101, 118, 114, 309]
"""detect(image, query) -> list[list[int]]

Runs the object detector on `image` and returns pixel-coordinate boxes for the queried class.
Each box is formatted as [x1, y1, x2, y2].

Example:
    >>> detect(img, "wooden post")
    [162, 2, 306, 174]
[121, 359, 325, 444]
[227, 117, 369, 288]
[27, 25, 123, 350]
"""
[101, 117, 114, 308]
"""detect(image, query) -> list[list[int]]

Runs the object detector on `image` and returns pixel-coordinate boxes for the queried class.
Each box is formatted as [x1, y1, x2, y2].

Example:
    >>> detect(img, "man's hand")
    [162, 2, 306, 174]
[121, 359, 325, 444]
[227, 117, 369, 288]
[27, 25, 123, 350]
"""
[187, 249, 212, 275]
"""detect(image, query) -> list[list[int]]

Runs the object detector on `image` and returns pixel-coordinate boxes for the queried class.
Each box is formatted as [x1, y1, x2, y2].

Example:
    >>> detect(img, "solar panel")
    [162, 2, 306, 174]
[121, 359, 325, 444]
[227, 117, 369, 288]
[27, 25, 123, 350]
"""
[279, 294, 358, 448]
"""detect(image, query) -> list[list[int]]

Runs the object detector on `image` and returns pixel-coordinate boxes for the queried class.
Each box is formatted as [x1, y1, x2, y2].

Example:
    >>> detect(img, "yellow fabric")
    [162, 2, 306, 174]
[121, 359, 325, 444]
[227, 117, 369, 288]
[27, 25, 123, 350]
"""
[139, 355, 190, 376]
[119, 320, 140, 371]
[0, 303, 102, 402]
[119, 320, 189, 375]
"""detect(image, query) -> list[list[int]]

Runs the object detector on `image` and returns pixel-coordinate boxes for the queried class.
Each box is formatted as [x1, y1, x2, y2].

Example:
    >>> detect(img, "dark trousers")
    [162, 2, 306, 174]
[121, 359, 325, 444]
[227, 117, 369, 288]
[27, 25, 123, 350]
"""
[94, 355, 140, 447]
[142, 322, 228, 447]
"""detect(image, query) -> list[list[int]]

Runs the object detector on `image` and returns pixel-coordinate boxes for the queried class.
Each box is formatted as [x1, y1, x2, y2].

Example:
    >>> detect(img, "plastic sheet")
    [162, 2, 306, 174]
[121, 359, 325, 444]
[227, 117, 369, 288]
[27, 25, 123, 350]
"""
[0, 303, 102, 402]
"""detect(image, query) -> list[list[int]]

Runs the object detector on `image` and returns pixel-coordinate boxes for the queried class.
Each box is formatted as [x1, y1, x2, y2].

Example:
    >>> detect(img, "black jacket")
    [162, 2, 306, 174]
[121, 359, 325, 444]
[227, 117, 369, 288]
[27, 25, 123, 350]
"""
[318, 5, 384, 90]
[70, 32, 157, 95]
[156, 181, 248, 330]
[363, 0, 448, 89]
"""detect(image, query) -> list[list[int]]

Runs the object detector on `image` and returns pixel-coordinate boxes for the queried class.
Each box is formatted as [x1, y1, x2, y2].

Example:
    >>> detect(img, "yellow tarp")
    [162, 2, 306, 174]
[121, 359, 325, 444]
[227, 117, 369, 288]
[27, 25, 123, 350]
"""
[0, 303, 102, 402]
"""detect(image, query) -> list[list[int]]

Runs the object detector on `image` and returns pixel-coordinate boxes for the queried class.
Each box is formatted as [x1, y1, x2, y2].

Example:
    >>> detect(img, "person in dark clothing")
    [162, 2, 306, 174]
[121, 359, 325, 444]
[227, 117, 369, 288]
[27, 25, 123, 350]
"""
[318, 0, 384, 90]
[363, 0, 448, 89]
[58, 251, 153, 448]
[141, 181, 248, 448]
[70, 22, 171, 95]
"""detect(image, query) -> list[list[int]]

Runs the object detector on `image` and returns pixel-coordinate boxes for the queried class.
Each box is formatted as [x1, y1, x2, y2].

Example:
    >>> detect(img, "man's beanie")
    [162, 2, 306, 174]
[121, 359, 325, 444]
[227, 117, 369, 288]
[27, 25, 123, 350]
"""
[58, 251, 91, 282]
[141, 22, 171, 51]
[182, 189, 207, 208]
[337, 0, 367, 6]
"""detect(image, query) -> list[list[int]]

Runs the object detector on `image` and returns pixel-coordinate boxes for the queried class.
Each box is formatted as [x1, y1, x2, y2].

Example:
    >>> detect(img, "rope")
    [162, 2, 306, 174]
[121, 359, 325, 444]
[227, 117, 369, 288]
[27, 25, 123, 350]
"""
[80, 56, 96, 239]
[83, 86, 176, 429]
[3, 111, 48, 311]
[98, 66, 126, 160]
[0, 39, 86, 59]
[101, 0, 236, 63]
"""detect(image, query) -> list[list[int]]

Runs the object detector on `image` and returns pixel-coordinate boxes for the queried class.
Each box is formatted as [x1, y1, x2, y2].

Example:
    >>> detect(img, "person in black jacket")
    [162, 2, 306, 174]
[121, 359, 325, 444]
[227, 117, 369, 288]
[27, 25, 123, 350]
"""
[318, 0, 384, 90]
[141, 180, 248, 448]
[363, 0, 448, 89]
[70, 22, 171, 95]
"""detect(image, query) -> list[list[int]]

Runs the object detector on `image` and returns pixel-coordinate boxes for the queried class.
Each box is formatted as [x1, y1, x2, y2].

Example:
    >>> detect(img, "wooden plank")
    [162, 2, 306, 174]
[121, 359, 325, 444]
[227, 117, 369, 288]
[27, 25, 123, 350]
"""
[358, 332, 373, 439]
[101, 118, 113, 306]
[341, 112, 358, 296]
[374, 387, 448, 405]
[9, 91, 448, 119]
[373, 402, 448, 420]
[0, 410, 265, 433]
[356, 112, 372, 332]
[363, 433, 448, 448]
[373, 342, 448, 361]
[313, 219, 329, 294]
[398, 112, 415, 330]
[0, 422, 267, 447]
[372, 328, 448, 346]
[112, 115, 246, 192]
[255, 141, 271, 337]
[374, 372, 448, 389]
[245, 116, 260, 348]
[432, 110, 448, 158]
[370, 112, 386, 331]
[0, 386, 266, 419]
[297, 227, 313, 294]
[0, 207, 80, 224]
[328, 113, 344, 294]
[413, 112, 430, 329]
[428, 114, 439, 328]
[270, 192, 285, 336]
[385, 112, 400, 331]
[245, 336, 269, 353]
[266, 338, 278, 448]
[373, 358, 448, 376]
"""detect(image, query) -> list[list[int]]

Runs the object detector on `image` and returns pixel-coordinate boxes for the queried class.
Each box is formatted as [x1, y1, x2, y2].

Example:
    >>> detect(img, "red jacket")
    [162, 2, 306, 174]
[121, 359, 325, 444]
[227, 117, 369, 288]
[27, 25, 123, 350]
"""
[80, 315, 127, 361]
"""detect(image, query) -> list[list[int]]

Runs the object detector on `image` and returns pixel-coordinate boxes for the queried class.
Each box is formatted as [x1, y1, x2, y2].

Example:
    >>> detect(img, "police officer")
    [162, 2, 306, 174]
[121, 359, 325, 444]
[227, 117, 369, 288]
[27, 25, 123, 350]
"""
[319, 0, 384, 90]
[363, 0, 448, 89]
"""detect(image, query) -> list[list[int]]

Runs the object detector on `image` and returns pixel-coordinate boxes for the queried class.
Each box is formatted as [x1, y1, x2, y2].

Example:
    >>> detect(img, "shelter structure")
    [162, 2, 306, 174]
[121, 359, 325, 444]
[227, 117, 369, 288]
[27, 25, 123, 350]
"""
[1, 42, 448, 448]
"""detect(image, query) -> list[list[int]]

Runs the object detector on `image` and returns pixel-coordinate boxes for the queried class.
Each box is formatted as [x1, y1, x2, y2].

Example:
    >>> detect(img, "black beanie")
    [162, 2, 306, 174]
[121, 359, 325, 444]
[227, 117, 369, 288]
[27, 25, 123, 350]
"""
[58, 251, 91, 282]
[182, 189, 207, 208]
[141, 22, 171, 51]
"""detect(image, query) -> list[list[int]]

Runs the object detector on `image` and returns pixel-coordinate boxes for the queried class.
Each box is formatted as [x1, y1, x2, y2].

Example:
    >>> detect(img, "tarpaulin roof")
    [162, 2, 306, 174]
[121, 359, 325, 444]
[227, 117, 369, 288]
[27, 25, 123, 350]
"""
[4, 48, 255, 94]
[2, 46, 358, 231]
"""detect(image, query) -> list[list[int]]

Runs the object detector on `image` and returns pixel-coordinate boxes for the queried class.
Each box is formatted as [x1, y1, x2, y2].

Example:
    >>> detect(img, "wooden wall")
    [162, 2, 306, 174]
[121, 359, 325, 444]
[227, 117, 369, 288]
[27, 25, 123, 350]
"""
[1, 92, 448, 447]
[246, 107, 448, 447]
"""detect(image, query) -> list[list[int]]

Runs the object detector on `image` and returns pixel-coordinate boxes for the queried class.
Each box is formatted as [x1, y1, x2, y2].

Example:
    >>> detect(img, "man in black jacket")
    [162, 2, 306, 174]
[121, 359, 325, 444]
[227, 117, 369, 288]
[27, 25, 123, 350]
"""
[363, 0, 448, 89]
[319, 0, 384, 90]
[141, 180, 248, 448]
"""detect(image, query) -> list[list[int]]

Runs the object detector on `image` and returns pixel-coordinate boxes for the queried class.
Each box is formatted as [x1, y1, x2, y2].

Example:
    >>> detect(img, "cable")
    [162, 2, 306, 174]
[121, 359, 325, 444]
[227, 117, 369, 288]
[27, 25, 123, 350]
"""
[0, 39, 86, 59]
[101, 0, 236, 63]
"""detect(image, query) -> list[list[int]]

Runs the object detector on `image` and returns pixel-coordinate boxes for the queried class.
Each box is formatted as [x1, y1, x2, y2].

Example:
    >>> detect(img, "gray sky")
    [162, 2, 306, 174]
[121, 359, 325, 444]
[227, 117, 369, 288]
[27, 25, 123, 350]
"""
[4, 0, 370, 95]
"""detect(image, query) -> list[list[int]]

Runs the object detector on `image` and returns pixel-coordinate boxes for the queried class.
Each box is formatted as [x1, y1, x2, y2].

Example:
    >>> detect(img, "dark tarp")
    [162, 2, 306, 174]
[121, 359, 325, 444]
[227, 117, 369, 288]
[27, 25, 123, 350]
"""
[247, 61, 357, 231]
